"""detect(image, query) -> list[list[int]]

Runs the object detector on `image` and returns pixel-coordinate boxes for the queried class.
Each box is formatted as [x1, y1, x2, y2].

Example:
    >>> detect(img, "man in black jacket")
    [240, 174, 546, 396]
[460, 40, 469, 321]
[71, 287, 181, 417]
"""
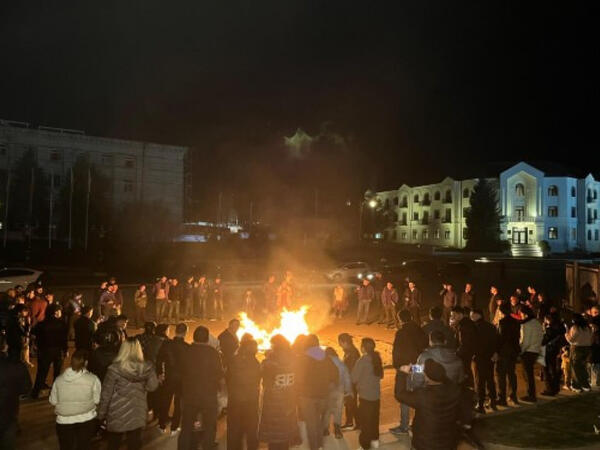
[157, 323, 189, 434]
[226, 336, 261, 450]
[0, 333, 32, 448]
[391, 309, 428, 435]
[421, 306, 456, 348]
[338, 333, 360, 430]
[179, 326, 224, 450]
[450, 306, 476, 388]
[470, 309, 498, 413]
[297, 334, 339, 450]
[74, 306, 96, 351]
[495, 303, 520, 406]
[31, 304, 68, 399]
[395, 359, 461, 450]
[218, 318, 240, 370]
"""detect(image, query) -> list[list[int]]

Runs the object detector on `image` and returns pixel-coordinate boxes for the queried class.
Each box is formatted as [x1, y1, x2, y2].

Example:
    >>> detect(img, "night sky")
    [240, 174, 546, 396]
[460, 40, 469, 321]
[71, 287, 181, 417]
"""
[1, 2, 597, 218]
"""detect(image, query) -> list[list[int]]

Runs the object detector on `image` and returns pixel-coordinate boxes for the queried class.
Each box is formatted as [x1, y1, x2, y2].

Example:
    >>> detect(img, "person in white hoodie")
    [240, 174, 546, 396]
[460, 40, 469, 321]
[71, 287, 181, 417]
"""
[519, 305, 543, 403]
[49, 349, 101, 450]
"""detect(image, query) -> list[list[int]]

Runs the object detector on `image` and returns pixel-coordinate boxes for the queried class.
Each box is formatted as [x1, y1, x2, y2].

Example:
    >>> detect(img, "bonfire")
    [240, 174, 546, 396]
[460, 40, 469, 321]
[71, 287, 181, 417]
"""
[237, 306, 310, 350]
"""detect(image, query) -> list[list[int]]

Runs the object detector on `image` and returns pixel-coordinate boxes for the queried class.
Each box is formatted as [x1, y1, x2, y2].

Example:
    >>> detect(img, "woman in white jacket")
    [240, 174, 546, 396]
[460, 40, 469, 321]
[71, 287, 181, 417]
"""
[49, 349, 101, 450]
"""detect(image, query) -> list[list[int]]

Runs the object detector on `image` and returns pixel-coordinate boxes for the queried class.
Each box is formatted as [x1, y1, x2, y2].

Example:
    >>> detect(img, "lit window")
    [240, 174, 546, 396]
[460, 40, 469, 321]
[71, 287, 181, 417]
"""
[548, 207, 558, 217]
[515, 183, 525, 197]
[124, 180, 134, 193]
[548, 227, 558, 240]
[444, 230, 451, 240]
[548, 185, 558, 197]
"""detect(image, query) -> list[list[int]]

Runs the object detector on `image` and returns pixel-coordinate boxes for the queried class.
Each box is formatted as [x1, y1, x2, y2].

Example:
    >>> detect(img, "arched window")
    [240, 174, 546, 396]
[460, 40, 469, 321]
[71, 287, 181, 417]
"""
[393, 196, 399, 206]
[444, 190, 452, 202]
[413, 194, 419, 203]
[423, 193, 430, 204]
[434, 191, 441, 201]
[548, 185, 558, 197]
[401, 196, 408, 207]
[588, 189, 592, 199]
[463, 188, 470, 199]
[515, 183, 525, 197]
[571, 186, 576, 197]
[385, 198, 390, 208]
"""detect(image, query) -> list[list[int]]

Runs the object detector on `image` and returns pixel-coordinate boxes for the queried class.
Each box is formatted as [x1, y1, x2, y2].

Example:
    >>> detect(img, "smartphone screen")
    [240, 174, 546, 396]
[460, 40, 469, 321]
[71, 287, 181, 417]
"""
[411, 364, 424, 374]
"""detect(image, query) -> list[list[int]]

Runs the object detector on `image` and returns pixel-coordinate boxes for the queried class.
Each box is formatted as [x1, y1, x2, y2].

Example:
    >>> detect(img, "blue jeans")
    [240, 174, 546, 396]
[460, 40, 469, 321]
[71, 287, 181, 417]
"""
[399, 403, 410, 430]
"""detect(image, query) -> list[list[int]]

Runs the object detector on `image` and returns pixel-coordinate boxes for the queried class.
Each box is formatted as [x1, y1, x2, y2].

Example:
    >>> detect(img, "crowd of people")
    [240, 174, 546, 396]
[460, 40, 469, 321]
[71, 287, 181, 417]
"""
[1, 270, 600, 450]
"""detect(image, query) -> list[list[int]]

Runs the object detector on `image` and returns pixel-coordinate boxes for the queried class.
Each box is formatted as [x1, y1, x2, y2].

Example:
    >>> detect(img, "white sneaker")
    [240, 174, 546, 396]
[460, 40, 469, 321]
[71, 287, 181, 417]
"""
[170, 428, 181, 436]
[370, 440, 380, 449]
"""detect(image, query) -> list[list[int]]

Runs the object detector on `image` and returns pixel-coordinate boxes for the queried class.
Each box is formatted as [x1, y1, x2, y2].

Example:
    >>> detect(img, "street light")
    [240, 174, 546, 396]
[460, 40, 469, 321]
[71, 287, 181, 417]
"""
[359, 198, 378, 241]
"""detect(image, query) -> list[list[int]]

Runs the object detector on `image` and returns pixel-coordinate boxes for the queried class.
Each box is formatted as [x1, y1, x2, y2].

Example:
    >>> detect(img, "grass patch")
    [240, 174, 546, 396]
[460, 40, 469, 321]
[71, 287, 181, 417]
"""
[474, 394, 600, 448]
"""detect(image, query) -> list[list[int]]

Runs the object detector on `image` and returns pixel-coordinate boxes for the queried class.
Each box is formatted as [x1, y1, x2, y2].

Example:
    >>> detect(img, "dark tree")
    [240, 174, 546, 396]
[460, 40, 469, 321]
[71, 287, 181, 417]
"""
[464, 179, 503, 251]
[362, 191, 394, 239]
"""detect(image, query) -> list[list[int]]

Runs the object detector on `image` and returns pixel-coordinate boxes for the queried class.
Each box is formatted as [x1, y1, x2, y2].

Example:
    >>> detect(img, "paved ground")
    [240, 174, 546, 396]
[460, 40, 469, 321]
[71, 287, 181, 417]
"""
[16, 311, 580, 450]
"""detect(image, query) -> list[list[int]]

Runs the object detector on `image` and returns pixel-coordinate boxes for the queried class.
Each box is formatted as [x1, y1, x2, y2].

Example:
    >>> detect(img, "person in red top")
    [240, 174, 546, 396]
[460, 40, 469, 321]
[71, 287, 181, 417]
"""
[29, 293, 48, 328]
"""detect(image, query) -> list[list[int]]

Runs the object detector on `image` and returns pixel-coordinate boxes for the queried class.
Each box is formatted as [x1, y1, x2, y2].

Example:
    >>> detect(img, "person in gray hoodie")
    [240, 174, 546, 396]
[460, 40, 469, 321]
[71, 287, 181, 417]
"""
[49, 349, 101, 450]
[414, 330, 464, 389]
[323, 347, 352, 439]
[98, 337, 159, 450]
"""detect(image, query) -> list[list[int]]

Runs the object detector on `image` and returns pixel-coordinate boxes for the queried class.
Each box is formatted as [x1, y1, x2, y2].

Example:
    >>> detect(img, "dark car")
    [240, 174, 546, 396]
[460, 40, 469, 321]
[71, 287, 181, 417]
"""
[377, 259, 440, 284]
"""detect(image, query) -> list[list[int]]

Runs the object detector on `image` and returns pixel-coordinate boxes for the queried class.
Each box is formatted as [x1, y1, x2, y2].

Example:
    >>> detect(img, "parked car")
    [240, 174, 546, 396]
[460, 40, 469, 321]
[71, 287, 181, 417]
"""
[377, 259, 440, 284]
[0, 267, 44, 291]
[326, 262, 373, 282]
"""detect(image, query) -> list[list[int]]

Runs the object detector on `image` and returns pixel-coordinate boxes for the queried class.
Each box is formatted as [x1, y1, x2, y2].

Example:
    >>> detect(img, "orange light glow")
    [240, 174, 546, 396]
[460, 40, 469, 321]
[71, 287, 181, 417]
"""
[237, 306, 310, 350]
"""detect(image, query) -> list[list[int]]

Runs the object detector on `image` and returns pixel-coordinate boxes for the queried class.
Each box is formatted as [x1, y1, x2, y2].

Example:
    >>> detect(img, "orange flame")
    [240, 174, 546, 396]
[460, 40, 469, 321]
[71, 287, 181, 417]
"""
[237, 306, 310, 350]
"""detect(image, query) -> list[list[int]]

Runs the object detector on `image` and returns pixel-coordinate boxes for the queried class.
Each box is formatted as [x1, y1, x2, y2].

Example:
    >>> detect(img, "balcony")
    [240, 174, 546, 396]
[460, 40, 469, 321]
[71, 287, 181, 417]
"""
[505, 215, 537, 222]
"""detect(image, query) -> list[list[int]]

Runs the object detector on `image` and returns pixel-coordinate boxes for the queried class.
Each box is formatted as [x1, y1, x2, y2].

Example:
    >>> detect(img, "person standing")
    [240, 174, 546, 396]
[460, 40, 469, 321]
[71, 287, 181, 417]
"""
[421, 306, 456, 348]
[390, 309, 428, 436]
[403, 281, 422, 326]
[338, 333, 360, 431]
[450, 307, 477, 388]
[195, 275, 209, 318]
[213, 277, 224, 321]
[218, 319, 240, 371]
[332, 284, 346, 319]
[519, 305, 543, 403]
[100, 284, 118, 318]
[29, 290, 48, 328]
[541, 313, 566, 396]
[31, 304, 68, 399]
[460, 283, 476, 311]
[178, 326, 224, 450]
[98, 338, 159, 450]
[133, 284, 148, 329]
[440, 283, 458, 324]
[380, 282, 399, 328]
[74, 306, 96, 352]
[259, 334, 297, 450]
[154, 276, 170, 323]
[488, 285, 500, 322]
[169, 278, 182, 324]
[296, 335, 338, 450]
[276, 278, 293, 312]
[322, 347, 352, 439]
[88, 329, 121, 383]
[495, 303, 521, 406]
[156, 323, 189, 435]
[227, 337, 261, 450]
[50, 350, 101, 450]
[243, 289, 256, 315]
[565, 314, 593, 392]
[263, 275, 278, 314]
[0, 333, 32, 449]
[351, 338, 383, 450]
[356, 279, 375, 325]
[470, 309, 498, 412]
[183, 277, 195, 320]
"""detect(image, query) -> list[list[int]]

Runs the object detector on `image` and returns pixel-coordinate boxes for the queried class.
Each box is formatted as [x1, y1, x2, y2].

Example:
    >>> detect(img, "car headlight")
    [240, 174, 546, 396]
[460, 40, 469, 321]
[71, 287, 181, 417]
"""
[367, 274, 374, 280]
[357, 273, 363, 279]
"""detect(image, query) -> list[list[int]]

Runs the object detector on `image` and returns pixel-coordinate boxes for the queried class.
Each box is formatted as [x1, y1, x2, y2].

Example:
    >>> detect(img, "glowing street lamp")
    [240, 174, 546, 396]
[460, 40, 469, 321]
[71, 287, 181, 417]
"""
[359, 198, 378, 241]
[368, 199, 377, 209]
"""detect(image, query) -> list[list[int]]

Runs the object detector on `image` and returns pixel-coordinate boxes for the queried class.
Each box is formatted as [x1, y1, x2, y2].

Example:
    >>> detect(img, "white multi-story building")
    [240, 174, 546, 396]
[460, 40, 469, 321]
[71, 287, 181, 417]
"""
[0, 119, 188, 223]
[374, 161, 600, 256]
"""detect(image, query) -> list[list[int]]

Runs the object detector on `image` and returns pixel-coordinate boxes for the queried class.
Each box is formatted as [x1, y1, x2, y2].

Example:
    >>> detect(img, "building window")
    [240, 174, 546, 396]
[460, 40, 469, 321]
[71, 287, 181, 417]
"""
[595, 190, 598, 199]
[434, 229, 440, 239]
[596, 230, 599, 241]
[385, 198, 390, 208]
[571, 207, 576, 218]
[548, 185, 558, 197]
[444, 209, 452, 222]
[548, 206, 558, 217]
[50, 150, 61, 161]
[124, 180, 134, 193]
[423, 193, 430, 204]
[571, 186, 576, 197]
[413, 194, 419, 203]
[444, 190, 452, 202]
[462, 207, 469, 217]
[463, 227, 468, 239]
[124, 158, 135, 169]
[393, 197, 398, 206]
[434, 209, 440, 219]
[548, 227, 558, 240]
[515, 183, 525, 197]
[412, 230, 418, 240]
[413, 212, 419, 221]
[52, 174, 61, 187]
[434, 191, 441, 201]
[401, 196, 408, 207]
[571, 228, 577, 241]
[463, 188, 470, 198]
[444, 230, 451, 240]
[422, 230, 428, 240]
[401, 212, 407, 225]
[102, 154, 113, 166]
[422, 211, 429, 224]
[401, 231, 407, 240]
[588, 230, 592, 241]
